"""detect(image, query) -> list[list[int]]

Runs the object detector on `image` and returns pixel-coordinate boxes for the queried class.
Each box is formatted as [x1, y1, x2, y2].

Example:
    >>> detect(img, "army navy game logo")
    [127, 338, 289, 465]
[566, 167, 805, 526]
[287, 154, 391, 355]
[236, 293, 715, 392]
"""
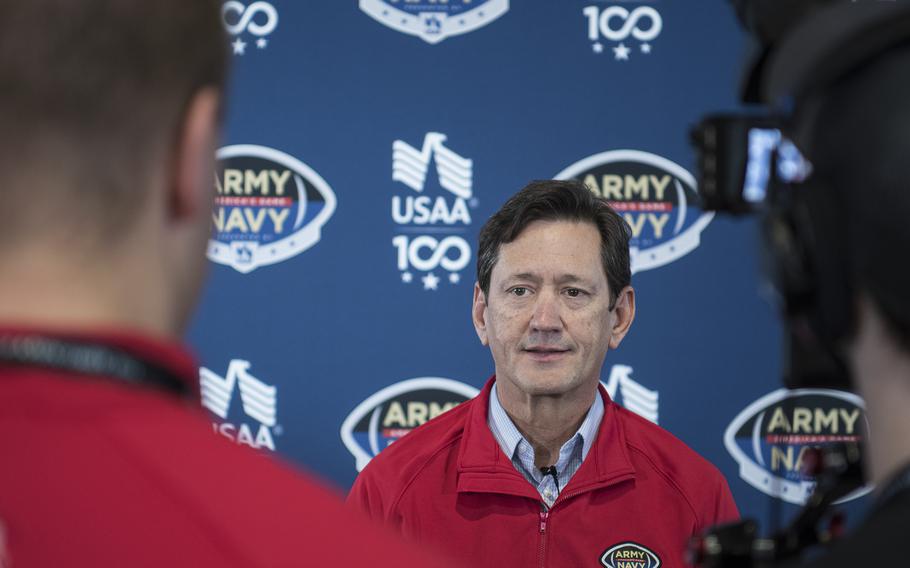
[391, 132, 477, 291]
[360, 0, 509, 44]
[583, 2, 663, 61]
[341, 377, 479, 471]
[210, 145, 336, 273]
[556, 150, 713, 274]
[601, 542, 661, 568]
[221, 1, 279, 55]
[724, 389, 871, 505]
[200, 359, 281, 451]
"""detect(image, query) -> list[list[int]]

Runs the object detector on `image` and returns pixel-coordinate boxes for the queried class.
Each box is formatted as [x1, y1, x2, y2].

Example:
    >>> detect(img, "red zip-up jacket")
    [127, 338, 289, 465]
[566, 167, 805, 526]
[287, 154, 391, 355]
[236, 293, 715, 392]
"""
[0, 328, 455, 568]
[348, 378, 739, 568]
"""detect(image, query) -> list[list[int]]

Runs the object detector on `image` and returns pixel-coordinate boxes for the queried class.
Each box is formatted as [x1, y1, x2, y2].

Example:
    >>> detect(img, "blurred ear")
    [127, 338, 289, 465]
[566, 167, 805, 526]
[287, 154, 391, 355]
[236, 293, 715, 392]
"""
[169, 88, 221, 222]
[608, 286, 636, 350]
[472, 282, 489, 346]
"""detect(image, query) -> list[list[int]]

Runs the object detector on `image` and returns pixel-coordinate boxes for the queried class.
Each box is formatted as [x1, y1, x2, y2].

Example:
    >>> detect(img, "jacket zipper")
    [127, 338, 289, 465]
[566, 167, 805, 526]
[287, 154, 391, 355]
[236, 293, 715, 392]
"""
[537, 487, 605, 567]
[538, 508, 549, 568]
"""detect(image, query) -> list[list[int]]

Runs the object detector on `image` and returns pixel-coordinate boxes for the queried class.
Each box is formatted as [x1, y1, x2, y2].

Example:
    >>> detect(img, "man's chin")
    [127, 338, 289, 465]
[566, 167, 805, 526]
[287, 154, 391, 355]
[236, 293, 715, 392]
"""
[510, 373, 583, 397]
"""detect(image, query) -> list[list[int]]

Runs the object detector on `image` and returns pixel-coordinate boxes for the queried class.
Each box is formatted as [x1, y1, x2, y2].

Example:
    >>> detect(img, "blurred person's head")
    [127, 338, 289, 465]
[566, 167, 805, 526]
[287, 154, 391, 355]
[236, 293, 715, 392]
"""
[790, 40, 910, 484]
[803, 45, 910, 354]
[0, 0, 228, 335]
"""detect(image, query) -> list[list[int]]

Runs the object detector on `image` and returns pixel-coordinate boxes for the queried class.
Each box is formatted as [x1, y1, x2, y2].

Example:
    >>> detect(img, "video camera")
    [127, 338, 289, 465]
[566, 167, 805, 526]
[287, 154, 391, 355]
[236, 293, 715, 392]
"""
[687, 0, 910, 565]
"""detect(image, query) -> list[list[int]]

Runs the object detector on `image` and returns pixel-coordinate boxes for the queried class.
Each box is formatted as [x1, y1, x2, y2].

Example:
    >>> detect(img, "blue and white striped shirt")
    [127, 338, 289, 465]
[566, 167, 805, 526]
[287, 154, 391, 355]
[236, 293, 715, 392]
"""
[487, 382, 604, 507]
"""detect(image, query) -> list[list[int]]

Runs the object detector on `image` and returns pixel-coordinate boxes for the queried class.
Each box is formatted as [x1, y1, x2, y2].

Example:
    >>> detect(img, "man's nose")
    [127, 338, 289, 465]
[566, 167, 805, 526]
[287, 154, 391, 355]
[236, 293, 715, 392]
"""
[530, 290, 563, 332]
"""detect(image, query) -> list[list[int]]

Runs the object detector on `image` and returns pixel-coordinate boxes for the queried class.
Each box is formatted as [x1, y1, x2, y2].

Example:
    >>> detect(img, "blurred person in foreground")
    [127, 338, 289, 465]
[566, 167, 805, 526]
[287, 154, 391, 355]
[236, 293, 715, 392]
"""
[348, 180, 739, 567]
[0, 2, 452, 566]
[767, 6, 910, 567]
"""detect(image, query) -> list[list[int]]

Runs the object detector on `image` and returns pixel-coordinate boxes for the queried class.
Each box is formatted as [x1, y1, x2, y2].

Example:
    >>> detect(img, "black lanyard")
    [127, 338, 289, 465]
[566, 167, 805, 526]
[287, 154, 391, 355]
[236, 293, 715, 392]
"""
[0, 335, 190, 398]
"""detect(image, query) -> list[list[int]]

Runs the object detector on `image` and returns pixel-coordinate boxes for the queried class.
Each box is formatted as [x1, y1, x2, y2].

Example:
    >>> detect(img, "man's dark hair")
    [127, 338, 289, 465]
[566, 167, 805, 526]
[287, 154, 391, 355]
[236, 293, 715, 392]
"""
[0, 0, 228, 242]
[807, 45, 910, 349]
[476, 179, 632, 308]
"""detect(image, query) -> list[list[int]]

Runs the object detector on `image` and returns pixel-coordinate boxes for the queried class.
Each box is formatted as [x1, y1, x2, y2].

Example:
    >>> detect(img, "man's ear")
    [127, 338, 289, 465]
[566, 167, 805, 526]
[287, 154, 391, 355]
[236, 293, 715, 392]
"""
[169, 87, 221, 222]
[608, 286, 636, 350]
[472, 282, 489, 346]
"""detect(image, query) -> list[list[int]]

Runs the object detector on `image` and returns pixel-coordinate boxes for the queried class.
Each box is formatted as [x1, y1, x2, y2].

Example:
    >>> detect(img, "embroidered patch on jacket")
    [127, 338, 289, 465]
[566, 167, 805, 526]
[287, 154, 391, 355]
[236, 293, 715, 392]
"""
[600, 542, 661, 568]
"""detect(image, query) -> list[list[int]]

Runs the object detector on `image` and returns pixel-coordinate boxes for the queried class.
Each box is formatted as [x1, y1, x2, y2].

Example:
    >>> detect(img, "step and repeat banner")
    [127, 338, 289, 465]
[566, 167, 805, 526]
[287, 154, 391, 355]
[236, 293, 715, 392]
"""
[186, 1, 870, 526]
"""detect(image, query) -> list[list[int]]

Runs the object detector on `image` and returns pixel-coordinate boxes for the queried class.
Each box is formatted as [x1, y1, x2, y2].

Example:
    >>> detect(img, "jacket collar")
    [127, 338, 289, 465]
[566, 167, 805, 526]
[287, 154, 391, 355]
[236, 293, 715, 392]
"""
[456, 377, 636, 499]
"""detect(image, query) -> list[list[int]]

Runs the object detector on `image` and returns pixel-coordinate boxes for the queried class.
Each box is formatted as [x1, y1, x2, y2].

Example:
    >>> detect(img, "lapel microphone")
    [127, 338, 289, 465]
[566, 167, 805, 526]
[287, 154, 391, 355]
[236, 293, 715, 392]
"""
[540, 465, 560, 497]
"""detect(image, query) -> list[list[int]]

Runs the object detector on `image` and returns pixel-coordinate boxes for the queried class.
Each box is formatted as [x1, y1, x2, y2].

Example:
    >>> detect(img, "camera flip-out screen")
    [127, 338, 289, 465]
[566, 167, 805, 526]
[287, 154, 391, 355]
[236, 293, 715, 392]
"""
[691, 115, 812, 214]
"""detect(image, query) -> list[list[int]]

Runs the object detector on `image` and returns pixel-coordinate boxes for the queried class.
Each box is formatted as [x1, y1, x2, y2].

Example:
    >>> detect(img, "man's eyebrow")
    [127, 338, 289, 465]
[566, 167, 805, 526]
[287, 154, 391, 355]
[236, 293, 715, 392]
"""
[502, 272, 542, 284]
[555, 274, 597, 287]
[500, 273, 600, 288]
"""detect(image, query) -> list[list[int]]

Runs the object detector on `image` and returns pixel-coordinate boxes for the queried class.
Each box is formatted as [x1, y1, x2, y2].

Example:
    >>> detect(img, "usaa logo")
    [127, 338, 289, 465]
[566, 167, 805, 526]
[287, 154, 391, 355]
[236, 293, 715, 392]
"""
[583, 2, 663, 61]
[603, 364, 659, 424]
[340, 377, 479, 471]
[210, 145, 336, 273]
[221, 1, 279, 55]
[391, 132, 477, 291]
[556, 150, 713, 274]
[200, 359, 281, 451]
[601, 542, 661, 568]
[360, 0, 509, 44]
[724, 389, 871, 505]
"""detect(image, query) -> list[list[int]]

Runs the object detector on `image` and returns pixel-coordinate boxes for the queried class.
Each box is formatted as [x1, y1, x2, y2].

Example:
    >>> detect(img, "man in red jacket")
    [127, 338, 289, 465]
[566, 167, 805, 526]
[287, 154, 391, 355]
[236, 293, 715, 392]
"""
[0, 2, 451, 567]
[349, 180, 739, 567]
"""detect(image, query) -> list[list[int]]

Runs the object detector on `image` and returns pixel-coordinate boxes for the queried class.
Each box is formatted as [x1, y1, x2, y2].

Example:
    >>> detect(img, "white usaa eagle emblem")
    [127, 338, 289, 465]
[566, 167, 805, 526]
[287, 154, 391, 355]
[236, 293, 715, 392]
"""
[200, 359, 277, 428]
[360, 0, 509, 44]
[603, 365, 659, 424]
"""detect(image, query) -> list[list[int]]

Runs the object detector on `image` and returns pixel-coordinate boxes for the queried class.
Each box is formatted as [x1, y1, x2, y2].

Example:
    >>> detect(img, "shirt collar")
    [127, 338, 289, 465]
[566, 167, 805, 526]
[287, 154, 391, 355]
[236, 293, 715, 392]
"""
[457, 378, 636, 499]
[488, 381, 604, 469]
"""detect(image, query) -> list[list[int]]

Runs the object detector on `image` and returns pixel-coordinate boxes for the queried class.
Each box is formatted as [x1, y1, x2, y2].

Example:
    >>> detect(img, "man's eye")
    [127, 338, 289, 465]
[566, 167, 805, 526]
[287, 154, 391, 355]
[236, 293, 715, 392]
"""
[510, 287, 528, 297]
[565, 288, 583, 298]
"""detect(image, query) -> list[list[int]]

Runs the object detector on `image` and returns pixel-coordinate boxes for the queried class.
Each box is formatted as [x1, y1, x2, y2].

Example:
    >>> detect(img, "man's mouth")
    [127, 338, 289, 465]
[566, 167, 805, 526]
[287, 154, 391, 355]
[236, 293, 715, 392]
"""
[523, 346, 571, 361]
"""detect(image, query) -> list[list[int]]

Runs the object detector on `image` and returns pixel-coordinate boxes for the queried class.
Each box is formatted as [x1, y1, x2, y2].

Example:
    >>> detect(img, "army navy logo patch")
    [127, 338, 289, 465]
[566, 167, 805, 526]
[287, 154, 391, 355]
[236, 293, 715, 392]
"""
[210, 145, 336, 273]
[600, 542, 661, 568]
[360, 0, 509, 44]
[555, 149, 713, 274]
[340, 377, 479, 471]
[724, 388, 870, 504]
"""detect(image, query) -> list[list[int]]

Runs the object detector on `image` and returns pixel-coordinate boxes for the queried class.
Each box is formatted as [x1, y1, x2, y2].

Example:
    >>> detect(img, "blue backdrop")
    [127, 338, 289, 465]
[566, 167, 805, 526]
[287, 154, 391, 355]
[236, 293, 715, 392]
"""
[188, 0, 870, 534]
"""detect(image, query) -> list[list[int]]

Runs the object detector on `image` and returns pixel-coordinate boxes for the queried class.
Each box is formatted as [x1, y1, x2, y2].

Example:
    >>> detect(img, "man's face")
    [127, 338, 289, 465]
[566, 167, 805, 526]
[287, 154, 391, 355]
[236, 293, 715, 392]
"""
[472, 220, 635, 399]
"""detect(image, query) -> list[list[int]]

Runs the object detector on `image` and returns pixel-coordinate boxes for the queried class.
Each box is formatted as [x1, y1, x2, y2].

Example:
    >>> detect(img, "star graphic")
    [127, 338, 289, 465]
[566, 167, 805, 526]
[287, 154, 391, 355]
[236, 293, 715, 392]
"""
[401, 272, 413, 283]
[422, 272, 440, 291]
[592, 42, 604, 54]
[232, 37, 247, 55]
[256, 38, 268, 49]
[449, 273, 460, 284]
[641, 43, 652, 54]
[613, 43, 630, 61]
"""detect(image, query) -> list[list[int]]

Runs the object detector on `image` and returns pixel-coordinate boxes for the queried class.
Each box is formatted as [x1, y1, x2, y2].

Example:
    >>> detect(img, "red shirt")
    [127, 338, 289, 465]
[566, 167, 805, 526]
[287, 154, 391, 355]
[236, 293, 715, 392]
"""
[348, 378, 739, 568]
[0, 328, 452, 568]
